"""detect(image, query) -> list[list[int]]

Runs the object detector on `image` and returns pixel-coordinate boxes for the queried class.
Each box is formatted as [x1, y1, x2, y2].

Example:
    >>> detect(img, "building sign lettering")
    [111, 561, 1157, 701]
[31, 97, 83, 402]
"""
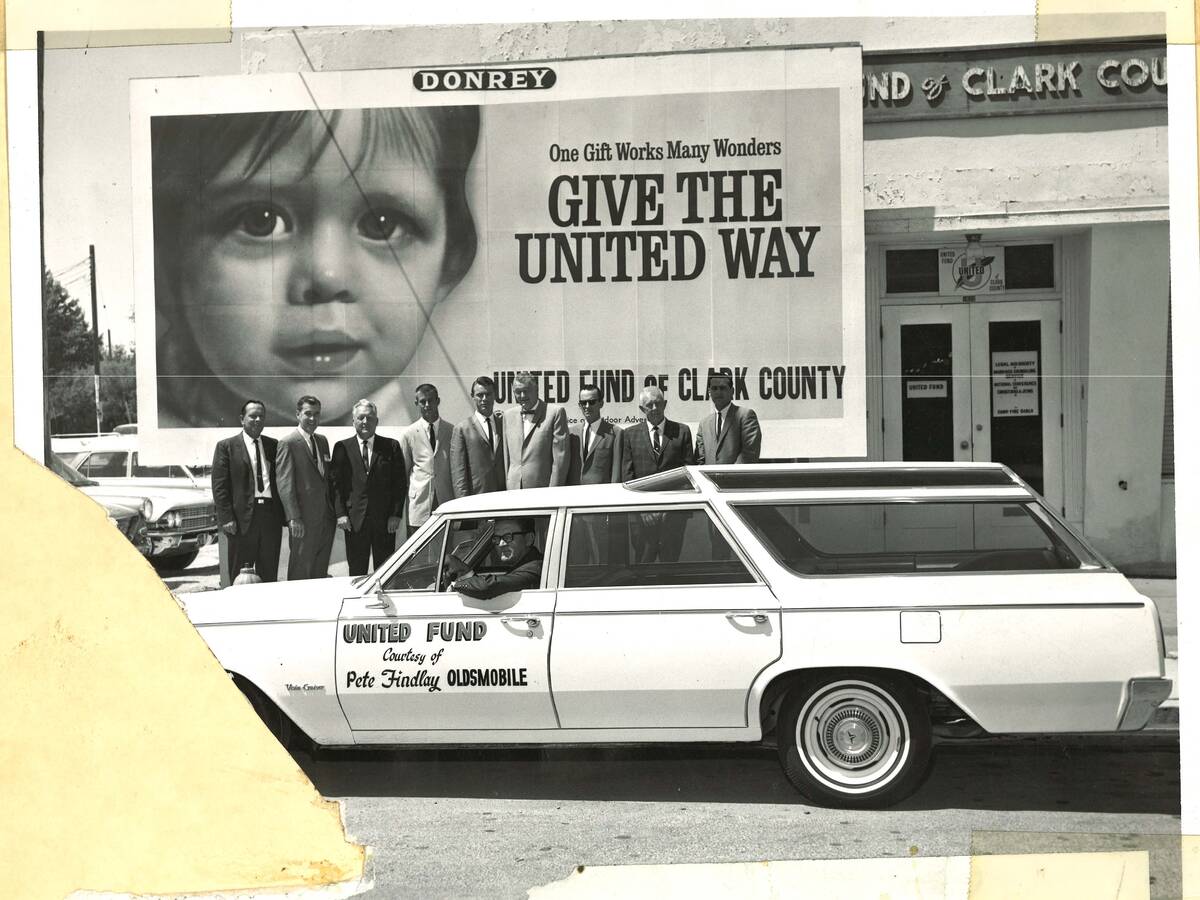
[863, 40, 1166, 122]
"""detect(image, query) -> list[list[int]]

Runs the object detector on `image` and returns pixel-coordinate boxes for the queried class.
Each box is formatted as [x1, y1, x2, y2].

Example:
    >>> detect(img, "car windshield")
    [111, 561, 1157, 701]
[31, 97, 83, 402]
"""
[49, 452, 97, 487]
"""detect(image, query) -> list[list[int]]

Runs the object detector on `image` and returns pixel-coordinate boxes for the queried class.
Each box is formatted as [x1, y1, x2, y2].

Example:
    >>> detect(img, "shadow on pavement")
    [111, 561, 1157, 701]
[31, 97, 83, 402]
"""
[293, 733, 1179, 815]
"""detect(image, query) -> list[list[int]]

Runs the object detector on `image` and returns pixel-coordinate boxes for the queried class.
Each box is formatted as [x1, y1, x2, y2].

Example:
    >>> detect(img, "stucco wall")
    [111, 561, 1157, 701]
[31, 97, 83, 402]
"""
[1082, 221, 1170, 565]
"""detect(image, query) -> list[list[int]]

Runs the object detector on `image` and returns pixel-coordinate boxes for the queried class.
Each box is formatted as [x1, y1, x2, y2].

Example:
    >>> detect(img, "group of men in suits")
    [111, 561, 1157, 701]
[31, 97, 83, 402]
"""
[210, 371, 761, 584]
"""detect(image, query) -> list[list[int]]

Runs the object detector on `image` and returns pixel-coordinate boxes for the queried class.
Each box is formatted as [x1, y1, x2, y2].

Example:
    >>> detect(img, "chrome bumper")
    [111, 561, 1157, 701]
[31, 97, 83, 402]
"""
[1117, 677, 1173, 730]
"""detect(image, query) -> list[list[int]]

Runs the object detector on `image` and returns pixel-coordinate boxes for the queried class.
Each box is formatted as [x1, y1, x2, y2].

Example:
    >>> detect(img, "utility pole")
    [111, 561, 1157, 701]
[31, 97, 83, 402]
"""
[89, 244, 101, 435]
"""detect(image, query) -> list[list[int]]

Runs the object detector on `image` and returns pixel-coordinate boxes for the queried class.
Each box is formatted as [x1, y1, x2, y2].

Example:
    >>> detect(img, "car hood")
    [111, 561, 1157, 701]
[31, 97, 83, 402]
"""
[180, 576, 360, 626]
[81, 483, 212, 520]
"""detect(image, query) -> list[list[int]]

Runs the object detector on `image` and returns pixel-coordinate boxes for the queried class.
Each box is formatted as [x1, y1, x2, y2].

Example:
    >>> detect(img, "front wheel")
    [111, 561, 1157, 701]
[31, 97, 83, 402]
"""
[777, 673, 931, 808]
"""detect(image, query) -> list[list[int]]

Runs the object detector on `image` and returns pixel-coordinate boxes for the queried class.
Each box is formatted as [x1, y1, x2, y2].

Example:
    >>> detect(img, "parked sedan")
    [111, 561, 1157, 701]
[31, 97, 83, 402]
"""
[51, 452, 218, 571]
[178, 463, 1171, 808]
[49, 454, 150, 556]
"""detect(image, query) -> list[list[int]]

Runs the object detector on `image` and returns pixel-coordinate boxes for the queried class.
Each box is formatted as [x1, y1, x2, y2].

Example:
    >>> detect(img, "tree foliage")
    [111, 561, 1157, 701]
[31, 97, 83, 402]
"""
[43, 266, 137, 434]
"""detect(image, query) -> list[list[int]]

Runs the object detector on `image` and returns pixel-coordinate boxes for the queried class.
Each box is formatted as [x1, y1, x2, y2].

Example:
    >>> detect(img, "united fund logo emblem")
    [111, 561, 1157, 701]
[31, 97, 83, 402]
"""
[951, 250, 995, 291]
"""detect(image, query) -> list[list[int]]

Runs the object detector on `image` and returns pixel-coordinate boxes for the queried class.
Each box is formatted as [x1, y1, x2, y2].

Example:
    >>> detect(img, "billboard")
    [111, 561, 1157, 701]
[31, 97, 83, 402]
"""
[131, 47, 865, 461]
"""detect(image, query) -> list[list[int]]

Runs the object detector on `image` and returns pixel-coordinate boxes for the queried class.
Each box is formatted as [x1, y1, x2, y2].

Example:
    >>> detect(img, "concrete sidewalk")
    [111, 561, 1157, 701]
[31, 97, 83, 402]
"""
[1129, 578, 1179, 728]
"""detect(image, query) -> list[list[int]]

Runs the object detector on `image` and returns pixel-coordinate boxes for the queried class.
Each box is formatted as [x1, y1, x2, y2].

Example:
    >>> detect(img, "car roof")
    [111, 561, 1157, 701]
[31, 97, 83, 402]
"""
[434, 462, 1036, 514]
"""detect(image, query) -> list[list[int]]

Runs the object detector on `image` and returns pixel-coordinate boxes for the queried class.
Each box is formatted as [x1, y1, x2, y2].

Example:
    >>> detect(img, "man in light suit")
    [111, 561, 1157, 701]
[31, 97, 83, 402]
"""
[450, 375, 505, 498]
[275, 395, 335, 581]
[622, 385, 696, 481]
[695, 371, 762, 464]
[400, 383, 455, 536]
[502, 371, 568, 489]
[567, 384, 624, 485]
[331, 399, 407, 576]
[211, 399, 284, 585]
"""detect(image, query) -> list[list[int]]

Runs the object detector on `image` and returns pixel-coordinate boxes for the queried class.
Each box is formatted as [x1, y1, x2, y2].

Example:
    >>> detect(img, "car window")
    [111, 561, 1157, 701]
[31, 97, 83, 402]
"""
[733, 501, 1081, 575]
[381, 516, 551, 593]
[79, 451, 128, 478]
[130, 452, 174, 478]
[564, 507, 753, 588]
[382, 523, 448, 591]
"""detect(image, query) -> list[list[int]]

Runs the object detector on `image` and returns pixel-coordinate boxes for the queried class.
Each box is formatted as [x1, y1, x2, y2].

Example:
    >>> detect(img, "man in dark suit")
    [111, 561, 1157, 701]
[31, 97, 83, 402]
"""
[330, 399, 408, 576]
[502, 371, 568, 489]
[695, 371, 762, 464]
[449, 517, 543, 600]
[622, 385, 696, 480]
[620, 386, 696, 563]
[275, 395, 335, 580]
[450, 375, 505, 498]
[212, 399, 284, 585]
[567, 384, 624, 485]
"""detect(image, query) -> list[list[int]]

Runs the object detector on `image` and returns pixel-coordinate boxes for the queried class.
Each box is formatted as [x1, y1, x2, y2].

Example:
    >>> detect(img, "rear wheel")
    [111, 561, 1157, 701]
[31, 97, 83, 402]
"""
[777, 673, 931, 808]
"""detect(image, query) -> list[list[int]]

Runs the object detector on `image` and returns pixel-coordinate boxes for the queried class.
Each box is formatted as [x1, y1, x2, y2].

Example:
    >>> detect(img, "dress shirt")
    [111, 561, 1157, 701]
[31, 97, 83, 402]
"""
[521, 408, 537, 439]
[241, 431, 272, 498]
[581, 419, 600, 458]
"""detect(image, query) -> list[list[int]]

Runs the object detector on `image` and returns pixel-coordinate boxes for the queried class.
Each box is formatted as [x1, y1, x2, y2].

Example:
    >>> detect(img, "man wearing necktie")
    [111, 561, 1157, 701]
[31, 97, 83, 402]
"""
[211, 399, 285, 585]
[275, 395, 336, 580]
[400, 383, 454, 536]
[567, 384, 625, 485]
[502, 371, 568, 489]
[330, 399, 407, 576]
[695, 370, 762, 465]
[450, 375, 505, 497]
[620, 386, 696, 563]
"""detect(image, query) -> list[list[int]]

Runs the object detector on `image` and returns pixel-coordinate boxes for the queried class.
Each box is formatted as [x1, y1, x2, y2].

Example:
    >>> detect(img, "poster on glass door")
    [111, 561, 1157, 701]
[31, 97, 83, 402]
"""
[991, 350, 1039, 417]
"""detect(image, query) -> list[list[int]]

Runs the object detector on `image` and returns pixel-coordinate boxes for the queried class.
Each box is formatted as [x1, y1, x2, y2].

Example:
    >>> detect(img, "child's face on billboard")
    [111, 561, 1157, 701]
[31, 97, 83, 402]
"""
[177, 110, 450, 419]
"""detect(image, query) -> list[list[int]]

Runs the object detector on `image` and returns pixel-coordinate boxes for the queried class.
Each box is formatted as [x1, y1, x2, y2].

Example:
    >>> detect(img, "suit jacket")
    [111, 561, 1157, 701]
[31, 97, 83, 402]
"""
[622, 419, 696, 481]
[695, 404, 762, 465]
[400, 418, 454, 525]
[502, 399, 568, 490]
[212, 432, 283, 533]
[450, 412, 505, 497]
[330, 434, 407, 531]
[567, 420, 625, 485]
[275, 429, 334, 528]
[453, 548, 543, 600]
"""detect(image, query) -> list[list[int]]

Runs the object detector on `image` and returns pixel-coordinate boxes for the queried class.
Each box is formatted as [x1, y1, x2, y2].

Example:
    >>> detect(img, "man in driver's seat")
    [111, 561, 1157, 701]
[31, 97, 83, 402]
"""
[450, 518, 543, 599]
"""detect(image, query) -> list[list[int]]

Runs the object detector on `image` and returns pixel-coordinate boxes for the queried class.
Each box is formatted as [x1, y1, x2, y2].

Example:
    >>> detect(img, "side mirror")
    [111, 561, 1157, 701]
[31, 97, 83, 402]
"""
[366, 580, 391, 610]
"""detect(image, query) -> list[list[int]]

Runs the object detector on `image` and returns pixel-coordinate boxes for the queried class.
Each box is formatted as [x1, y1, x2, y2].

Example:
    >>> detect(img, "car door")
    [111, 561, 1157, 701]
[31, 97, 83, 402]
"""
[336, 512, 560, 734]
[549, 504, 781, 729]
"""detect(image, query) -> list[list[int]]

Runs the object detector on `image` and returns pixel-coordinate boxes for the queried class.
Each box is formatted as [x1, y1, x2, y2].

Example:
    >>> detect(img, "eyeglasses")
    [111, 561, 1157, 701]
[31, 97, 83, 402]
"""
[493, 531, 529, 544]
[578, 399, 601, 406]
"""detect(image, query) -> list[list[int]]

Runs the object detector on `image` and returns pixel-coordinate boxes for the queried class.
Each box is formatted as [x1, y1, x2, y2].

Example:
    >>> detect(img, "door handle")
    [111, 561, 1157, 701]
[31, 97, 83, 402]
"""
[726, 611, 769, 625]
[501, 616, 541, 629]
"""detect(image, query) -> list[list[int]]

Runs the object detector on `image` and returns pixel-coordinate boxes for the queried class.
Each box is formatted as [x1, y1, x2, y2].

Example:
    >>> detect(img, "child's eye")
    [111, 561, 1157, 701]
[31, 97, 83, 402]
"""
[357, 208, 415, 242]
[233, 205, 291, 239]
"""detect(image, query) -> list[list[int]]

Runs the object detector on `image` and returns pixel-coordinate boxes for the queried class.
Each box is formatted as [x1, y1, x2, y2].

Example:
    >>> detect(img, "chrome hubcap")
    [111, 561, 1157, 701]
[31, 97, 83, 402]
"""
[796, 681, 910, 794]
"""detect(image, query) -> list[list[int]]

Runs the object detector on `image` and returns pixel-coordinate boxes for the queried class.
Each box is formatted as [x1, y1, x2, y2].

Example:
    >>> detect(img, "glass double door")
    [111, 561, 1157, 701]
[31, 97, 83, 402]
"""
[881, 300, 1063, 510]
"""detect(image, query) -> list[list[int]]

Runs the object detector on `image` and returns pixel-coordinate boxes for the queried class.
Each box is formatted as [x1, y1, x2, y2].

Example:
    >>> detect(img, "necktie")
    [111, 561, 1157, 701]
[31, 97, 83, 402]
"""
[582, 424, 591, 460]
[652, 425, 662, 462]
[486, 416, 494, 450]
[310, 436, 323, 475]
[253, 439, 264, 493]
[717, 411, 724, 438]
[429, 422, 437, 452]
[361, 439, 369, 471]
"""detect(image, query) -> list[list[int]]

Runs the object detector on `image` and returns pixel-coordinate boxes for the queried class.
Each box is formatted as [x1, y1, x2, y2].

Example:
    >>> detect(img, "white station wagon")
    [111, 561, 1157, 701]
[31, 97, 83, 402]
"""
[182, 463, 1171, 807]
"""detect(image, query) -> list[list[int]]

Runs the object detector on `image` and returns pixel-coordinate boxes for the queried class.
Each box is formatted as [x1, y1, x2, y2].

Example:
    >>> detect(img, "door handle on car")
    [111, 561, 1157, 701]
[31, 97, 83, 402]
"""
[726, 611, 769, 625]
[501, 616, 541, 629]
